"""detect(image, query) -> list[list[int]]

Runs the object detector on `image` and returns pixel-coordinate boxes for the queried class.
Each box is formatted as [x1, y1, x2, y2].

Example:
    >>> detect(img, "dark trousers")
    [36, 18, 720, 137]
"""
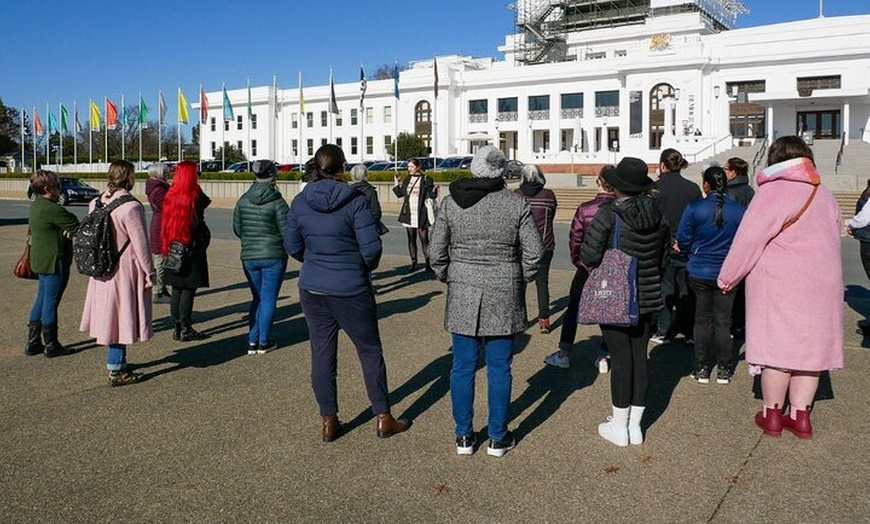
[170, 287, 197, 325]
[656, 264, 695, 339]
[532, 250, 554, 319]
[299, 289, 389, 417]
[558, 268, 589, 351]
[731, 282, 746, 333]
[861, 242, 870, 281]
[600, 314, 652, 408]
[688, 277, 736, 370]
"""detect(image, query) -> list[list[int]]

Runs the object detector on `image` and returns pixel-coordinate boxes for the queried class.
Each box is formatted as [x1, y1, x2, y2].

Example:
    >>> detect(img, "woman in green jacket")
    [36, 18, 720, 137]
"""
[26, 170, 80, 357]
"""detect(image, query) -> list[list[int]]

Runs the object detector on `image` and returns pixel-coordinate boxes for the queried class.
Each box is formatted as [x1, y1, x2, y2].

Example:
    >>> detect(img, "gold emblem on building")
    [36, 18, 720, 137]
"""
[650, 33, 672, 51]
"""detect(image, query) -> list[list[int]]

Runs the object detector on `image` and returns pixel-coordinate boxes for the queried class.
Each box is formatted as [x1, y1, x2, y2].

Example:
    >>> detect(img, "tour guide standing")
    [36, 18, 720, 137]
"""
[429, 145, 543, 457]
[284, 144, 410, 442]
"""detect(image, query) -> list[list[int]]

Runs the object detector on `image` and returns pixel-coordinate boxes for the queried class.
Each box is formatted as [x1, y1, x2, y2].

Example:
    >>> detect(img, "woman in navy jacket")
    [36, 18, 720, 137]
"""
[284, 144, 410, 443]
[676, 166, 746, 385]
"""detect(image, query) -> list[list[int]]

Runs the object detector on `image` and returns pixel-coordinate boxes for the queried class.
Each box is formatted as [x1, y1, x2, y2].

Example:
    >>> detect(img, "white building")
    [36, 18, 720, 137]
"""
[198, 0, 870, 180]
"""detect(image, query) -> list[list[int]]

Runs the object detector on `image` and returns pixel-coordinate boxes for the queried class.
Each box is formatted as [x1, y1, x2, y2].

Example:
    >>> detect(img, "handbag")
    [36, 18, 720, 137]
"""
[163, 240, 191, 273]
[13, 229, 38, 280]
[577, 216, 639, 327]
[376, 221, 390, 236]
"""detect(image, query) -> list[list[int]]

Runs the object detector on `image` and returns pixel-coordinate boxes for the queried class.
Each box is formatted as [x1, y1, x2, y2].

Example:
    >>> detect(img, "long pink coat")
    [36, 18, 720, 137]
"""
[80, 189, 156, 345]
[718, 157, 844, 372]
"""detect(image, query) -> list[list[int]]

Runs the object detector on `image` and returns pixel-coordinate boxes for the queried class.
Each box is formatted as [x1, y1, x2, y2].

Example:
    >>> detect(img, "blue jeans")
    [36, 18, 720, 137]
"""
[450, 333, 514, 441]
[29, 261, 70, 325]
[107, 344, 127, 371]
[242, 258, 287, 345]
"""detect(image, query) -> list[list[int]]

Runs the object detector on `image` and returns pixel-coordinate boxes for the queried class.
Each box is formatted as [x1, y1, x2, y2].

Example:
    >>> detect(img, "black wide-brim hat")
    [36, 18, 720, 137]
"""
[603, 157, 654, 193]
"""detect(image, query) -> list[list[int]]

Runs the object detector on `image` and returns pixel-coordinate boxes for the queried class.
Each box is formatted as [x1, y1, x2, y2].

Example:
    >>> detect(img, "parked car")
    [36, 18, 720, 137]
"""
[200, 160, 223, 172]
[27, 176, 100, 206]
[368, 161, 409, 172]
[222, 161, 251, 173]
[505, 159, 524, 179]
[277, 163, 300, 172]
[415, 157, 444, 171]
[433, 156, 473, 171]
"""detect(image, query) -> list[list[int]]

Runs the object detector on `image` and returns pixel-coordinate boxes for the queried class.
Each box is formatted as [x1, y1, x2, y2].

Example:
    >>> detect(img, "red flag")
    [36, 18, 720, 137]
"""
[34, 110, 44, 136]
[200, 87, 209, 125]
[106, 98, 118, 129]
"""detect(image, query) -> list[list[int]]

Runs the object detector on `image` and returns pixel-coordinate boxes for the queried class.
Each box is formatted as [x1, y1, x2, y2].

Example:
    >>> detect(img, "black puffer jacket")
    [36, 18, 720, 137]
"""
[580, 195, 670, 314]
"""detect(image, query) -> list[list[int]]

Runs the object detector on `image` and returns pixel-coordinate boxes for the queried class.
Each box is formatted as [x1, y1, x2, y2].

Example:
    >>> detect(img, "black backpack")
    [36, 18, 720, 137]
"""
[73, 194, 137, 278]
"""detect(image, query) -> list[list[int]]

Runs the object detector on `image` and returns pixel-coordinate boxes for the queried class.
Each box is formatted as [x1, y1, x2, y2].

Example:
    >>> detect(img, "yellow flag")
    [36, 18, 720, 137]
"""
[89, 100, 101, 131]
[299, 71, 305, 113]
[178, 88, 190, 124]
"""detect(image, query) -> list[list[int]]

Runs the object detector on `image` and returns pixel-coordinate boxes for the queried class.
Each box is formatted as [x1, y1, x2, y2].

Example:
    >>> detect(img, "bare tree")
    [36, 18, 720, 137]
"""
[372, 63, 408, 80]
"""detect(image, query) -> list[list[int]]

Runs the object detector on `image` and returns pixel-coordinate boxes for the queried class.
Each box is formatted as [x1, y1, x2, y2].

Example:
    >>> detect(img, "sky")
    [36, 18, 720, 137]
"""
[4, 0, 868, 125]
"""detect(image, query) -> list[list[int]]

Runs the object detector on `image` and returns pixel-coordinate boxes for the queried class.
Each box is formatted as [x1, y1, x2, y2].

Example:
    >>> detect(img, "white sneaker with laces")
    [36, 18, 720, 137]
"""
[544, 351, 570, 369]
[596, 357, 610, 374]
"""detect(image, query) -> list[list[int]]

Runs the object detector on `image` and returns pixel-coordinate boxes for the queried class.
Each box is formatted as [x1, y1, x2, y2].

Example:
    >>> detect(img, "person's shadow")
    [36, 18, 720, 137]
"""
[845, 284, 870, 348]
[644, 340, 695, 429]
[377, 290, 442, 319]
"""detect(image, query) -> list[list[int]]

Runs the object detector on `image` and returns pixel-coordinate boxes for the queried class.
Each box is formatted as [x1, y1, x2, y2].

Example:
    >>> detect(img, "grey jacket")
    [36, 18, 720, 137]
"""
[428, 179, 543, 336]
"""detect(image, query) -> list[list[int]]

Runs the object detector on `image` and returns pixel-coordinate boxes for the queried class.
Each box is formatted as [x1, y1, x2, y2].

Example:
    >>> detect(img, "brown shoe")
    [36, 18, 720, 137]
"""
[376, 412, 410, 438]
[322, 415, 342, 442]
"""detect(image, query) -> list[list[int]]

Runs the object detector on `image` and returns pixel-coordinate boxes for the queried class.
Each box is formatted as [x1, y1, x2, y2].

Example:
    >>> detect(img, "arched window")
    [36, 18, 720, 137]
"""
[649, 83, 675, 150]
[415, 100, 432, 153]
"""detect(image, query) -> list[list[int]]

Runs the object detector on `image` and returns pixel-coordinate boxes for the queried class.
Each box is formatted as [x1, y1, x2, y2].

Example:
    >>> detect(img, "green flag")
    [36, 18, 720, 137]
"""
[139, 95, 148, 129]
[60, 105, 68, 132]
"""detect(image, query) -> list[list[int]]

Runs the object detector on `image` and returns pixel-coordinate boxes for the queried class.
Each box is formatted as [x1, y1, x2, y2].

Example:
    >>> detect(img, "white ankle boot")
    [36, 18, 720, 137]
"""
[598, 405, 629, 446]
[628, 405, 645, 445]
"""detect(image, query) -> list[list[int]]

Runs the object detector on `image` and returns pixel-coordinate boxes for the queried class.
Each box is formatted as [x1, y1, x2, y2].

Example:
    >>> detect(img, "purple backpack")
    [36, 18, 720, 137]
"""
[577, 216, 639, 327]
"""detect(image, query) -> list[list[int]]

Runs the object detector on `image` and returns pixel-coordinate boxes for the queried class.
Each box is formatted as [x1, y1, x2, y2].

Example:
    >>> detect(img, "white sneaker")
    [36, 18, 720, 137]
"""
[649, 334, 671, 345]
[544, 351, 570, 369]
[595, 357, 610, 374]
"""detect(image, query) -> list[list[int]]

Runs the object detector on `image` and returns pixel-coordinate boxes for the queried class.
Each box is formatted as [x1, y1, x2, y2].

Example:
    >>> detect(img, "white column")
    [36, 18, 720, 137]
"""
[766, 105, 774, 140]
[844, 101, 851, 145]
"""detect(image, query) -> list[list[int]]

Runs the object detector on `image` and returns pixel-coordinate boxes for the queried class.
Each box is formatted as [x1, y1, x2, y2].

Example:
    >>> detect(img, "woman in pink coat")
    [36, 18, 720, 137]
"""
[718, 136, 843, 440]
[80, 160, 156, 386]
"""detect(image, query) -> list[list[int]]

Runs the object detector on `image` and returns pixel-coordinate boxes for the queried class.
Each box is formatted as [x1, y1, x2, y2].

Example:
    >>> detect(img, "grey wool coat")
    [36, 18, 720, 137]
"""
[428, 180, 543, 336]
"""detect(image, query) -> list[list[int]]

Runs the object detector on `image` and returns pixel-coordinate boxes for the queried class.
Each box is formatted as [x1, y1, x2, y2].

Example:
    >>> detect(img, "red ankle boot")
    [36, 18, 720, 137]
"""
[782, 407, 813, 439]
[754, 404, 782, 437]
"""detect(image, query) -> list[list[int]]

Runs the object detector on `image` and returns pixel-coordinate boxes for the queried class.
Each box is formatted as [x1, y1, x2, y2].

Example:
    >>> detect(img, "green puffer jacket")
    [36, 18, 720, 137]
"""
[233, 182, 290, 261]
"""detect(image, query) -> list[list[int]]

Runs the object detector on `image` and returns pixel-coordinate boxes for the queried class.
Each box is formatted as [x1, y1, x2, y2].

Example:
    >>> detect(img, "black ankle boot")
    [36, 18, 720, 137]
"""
[43, 323, 74, 358]
[180, 324, 208, 342]
[25, 321, 44, 356]
[172, 322, 182, 341]
[408, 260, 418, 273]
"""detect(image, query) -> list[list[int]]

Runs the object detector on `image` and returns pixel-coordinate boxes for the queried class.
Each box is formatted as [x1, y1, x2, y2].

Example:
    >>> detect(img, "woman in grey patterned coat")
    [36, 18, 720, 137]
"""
[429, 145, 543, 458]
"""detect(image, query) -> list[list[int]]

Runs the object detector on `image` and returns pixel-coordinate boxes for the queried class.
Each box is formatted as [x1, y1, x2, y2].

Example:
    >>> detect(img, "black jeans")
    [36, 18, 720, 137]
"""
[533, 250, 553, 319]
[170, 287, 197, 325]
[600, 314, 653, 408]
[688, 277, 736, 370]
[559, 268, 588, 351]
[656, 264, 695, 339]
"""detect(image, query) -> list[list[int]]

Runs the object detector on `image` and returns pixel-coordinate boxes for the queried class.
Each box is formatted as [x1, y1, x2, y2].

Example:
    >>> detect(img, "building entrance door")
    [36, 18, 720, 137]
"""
[796, 110, 840, 139]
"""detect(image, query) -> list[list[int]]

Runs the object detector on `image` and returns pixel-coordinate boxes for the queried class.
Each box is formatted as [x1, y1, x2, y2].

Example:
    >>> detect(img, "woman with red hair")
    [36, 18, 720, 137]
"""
[161, 160, 211, 341]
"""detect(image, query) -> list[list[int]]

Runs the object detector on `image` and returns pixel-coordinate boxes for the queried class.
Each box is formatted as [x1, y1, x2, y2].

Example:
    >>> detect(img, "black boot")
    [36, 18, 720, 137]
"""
[25, 321, 44, 356]
[172, 322, 182, 341]
[43, 323, 74, 358]
[180, 324, 208, 342]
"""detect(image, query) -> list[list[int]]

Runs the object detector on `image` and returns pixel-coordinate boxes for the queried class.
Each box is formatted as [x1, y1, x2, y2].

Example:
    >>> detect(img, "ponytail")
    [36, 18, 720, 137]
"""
[703, 166, 728, 228]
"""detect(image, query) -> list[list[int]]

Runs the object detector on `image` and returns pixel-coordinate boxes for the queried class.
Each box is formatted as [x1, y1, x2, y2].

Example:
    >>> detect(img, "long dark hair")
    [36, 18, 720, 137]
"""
[703, 165, 727, 228]
[767, 136, 815, 167]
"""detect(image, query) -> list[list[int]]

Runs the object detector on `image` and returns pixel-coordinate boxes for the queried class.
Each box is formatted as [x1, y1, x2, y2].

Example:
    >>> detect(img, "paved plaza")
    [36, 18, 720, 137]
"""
[1, 210, 869, 523]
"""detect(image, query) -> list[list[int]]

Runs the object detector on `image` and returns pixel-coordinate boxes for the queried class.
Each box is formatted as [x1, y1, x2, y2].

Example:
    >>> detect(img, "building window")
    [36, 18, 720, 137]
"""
[237, 141, 243, 151]
[725, 81, 766, 138]
[796, 75, 840, 96]
[469, 99, 488, 123]
[321, 111, 328, 127]
[351, 136, 358, 155]
[291, 139, 298, 157]
[251, 114, 257, 130]
[237, 115, 243, 130]
[210, 142, 216, 156]
[725, 80, 766, 103]
[587, 51, 606, 60]
[595, 91, 619, 117]
[336, 111, 343, 126]
[350, 108, 358, 125]
[336, 137, 342, 149]
[615, 49, 627, 57]
[414, 101, 432, 151]
[292, 113, 298, 129]
[321, 138, 327, 147]
[649, 84, 675, 149]
[561, 93, 583, 118]
[497, 97, 518, 121]
[210, 117, 216, 132]
[528, 95, 550, 120]
[224, 119, 230, 131]
[365, 107, 373, 125]
[251, 139, 257, 156]
[307, 139, 314, 156]
[366, 136, 373, 155]
[306, 112, 314, 128]
[384, 106, 392, 124]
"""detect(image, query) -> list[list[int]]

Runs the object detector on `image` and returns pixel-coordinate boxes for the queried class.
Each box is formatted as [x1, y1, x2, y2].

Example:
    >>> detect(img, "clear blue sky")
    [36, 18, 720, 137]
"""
[4, 0, 867, 122]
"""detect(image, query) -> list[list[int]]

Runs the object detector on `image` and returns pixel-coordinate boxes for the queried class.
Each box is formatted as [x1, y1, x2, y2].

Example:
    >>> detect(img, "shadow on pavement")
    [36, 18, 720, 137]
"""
[645, 341, 694, 430]
[0, 217, 29, 227]
[378, 290, 442, 319]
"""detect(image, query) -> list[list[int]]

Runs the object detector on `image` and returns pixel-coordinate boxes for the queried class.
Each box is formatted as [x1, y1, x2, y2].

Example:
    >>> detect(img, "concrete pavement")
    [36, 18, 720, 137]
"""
[0, 220, 868, 524]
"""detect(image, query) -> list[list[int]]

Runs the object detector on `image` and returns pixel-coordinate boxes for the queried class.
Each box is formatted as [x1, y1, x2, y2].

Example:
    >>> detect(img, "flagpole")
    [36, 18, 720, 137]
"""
[121, 94, 126, 161]
[138, 93, 143, 168]
[73, 101, 78, 171]
[247, 77, 252, 163]
[299, 71, 304, 164]
[158, 90, 163, 160]
[394, 63, 399, 170]
[329, 68, 334, 143]
[177, 88, 182, 163]
[220, 82, 226, 170]
[20, 107, 25, 173]
[45, 104, 50, 167]
[432, 57, 438, 170]
[272, 73, 278, 162]
[58, 102, 63, 168]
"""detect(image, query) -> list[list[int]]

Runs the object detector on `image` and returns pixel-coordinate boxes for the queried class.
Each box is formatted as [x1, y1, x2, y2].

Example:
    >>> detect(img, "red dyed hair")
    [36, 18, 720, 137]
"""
[160, 160, 201, 255]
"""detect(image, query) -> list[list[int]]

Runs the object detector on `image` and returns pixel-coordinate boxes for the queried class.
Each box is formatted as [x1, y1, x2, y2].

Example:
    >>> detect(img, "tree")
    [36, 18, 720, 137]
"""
[213, 144, 247, 166]
[386, 132, 428, 160]
[372, 63, 408, 80]
[0, 99, 21, 155]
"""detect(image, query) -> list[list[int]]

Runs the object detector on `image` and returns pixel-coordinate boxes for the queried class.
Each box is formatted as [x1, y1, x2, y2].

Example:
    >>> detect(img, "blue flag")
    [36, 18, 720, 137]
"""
[393, 61, 400, 99]
[223, 87, 234, 121]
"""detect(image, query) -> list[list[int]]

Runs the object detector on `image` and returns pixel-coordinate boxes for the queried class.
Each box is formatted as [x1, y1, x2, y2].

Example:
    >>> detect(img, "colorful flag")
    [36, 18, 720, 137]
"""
[90, 100, 102, 131]
[22, 109, 31, 137]
[328, 68, 339, 115]
[106, 98, 118, 129]
[48, 110, 58, 134]
[200, 86, 209, 125]
[60, 105, 68, 132]
[34, 110, 44, 136]
[158, 91, 167, 125]
[393, 61, 400, 99]
[122, 96, 129, 125]
[178, 89, 189, 124]
[299, 72, 305, 113]
[434, 57, 439, 99]
[360, 65, 367, 108]
[247, 78, 253, 119]
[222, 86, 234, 122]
[75, 106, 82, 133]
[139, 94, 148, 129]
[273, 74, 279, 119]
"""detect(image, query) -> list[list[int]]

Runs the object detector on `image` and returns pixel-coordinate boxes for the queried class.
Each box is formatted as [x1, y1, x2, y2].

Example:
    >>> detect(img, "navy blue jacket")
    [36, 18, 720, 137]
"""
[284, 179, 382, 296]
[676, 193, 745, 281]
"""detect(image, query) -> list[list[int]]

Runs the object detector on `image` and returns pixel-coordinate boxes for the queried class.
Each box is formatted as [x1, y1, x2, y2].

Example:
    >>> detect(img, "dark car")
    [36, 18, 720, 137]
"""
[200, 160, 223, 172]
[433, 156, 473, 171]
[414, 157, 444, 171]
[27, 176, 100, 206]
[505, 159, 524, 179]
